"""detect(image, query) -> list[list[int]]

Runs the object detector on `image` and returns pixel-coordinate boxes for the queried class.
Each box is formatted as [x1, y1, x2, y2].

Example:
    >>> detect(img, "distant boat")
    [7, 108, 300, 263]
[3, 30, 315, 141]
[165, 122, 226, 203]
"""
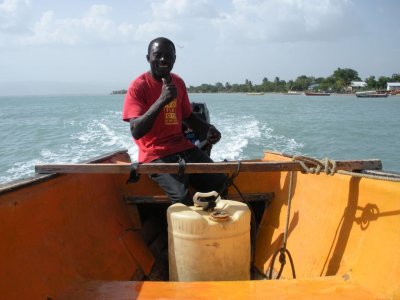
[283, 91, 302, 95]
[246, 92, 264, 95]
[305, 92, 330, 96]
[355, 91, 389, 98]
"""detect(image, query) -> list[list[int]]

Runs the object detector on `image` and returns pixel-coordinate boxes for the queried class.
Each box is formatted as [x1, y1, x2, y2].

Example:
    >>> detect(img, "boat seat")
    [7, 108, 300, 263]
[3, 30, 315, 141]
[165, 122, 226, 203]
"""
[57, 276, 378, 300]
[124, 192, 274, 204]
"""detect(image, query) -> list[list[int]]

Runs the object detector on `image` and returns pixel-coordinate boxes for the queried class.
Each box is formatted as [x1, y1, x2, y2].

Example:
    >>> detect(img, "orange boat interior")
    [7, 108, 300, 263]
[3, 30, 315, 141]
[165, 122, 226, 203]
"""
[0, 151, 399, 299]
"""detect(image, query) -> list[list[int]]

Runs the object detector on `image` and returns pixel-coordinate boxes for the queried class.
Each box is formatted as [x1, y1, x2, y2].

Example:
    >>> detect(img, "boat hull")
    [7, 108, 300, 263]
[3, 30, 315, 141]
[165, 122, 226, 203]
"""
[1, 150, 400, 299]
[356, 94, 389, 98]
[356, 91, 389, 98]
[305, 92, 331, 96]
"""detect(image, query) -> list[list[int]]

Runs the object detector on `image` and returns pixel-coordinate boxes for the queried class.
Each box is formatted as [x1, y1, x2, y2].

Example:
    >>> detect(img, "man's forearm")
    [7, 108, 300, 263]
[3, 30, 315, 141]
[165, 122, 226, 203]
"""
[130, 101, 165, 139]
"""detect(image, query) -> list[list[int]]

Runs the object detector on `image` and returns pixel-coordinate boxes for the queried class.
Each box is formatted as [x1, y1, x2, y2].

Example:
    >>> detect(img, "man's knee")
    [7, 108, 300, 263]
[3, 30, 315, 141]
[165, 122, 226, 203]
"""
[170, 190, 192, 205]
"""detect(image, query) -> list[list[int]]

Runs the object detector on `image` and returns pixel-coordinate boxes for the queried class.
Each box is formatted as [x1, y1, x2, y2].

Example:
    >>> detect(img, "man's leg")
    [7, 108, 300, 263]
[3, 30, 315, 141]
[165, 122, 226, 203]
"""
[150, 172, 192, 205]
[184, 147, 228, 197]
[149, 153, 192, 205]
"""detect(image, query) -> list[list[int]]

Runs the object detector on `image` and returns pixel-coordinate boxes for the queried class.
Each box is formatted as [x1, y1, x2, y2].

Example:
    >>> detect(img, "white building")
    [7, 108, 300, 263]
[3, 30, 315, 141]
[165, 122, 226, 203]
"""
[348, 81, 367, 92]
[387, 82, 400, 91]
[351, 81, 367, 88]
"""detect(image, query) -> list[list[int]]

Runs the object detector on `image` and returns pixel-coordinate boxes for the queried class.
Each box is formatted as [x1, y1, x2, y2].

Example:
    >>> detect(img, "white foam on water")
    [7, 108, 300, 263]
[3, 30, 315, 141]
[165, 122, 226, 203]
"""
[0, 110, 302, 184]
[0, 111, 138, 184]
[69, 113, 139, 161]
[211, 114, 262, 161]
[0, 158, 43, 184]
[211, 113, 303, 161]
[260, 123, 304, 155]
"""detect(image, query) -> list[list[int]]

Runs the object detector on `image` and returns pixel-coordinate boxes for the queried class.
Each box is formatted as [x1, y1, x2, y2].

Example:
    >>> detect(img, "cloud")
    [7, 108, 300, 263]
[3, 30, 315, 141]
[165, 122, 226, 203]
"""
[20, 4, 139, 46]
[0, 0, 31, 33]
[150, 0, 217, 20]
[129, 0, 362, 46]
[5, 0, 219, 47]
[1, 0, 363, 48]
[135, 0, 218, 40]
[213, 0, 360, 43]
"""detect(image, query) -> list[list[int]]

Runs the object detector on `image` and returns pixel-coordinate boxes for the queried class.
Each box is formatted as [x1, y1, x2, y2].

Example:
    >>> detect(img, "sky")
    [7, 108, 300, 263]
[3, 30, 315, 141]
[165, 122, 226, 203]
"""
[0, 0, 399, 95]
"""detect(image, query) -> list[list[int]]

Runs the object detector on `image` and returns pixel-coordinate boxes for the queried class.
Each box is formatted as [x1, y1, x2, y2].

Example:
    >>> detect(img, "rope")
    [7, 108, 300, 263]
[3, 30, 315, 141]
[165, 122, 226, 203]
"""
[267, 170, 296, 279]
[268, 247, 296, 280]
[293, 155, 337, 175]
[293, 155, 400, 182]
[283, 171, 294, 249]
[337, 170, 400, 182]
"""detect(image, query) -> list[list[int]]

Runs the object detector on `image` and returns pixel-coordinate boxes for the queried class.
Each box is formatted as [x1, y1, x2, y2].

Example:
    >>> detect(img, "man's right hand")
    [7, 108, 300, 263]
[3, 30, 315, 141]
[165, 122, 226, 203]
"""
[161, 77, 177, 105]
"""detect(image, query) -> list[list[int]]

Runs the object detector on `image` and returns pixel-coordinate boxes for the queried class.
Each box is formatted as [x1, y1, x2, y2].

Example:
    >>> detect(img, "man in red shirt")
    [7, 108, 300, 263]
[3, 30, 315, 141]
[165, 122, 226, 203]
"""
[122, 37, 226, 204]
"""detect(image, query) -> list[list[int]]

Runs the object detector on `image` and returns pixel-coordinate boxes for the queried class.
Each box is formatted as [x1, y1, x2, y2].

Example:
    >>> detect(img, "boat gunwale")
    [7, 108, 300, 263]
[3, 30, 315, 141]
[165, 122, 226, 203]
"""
[2, 149, 400, 195]
[0, 149, 129, 195]
[263, 150, 400, 180]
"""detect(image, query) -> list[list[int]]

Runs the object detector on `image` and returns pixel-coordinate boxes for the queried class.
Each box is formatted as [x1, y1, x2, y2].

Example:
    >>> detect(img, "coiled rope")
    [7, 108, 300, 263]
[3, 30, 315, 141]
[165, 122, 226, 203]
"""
[293, 155, 337, 175]
[293, 155, 400, 182]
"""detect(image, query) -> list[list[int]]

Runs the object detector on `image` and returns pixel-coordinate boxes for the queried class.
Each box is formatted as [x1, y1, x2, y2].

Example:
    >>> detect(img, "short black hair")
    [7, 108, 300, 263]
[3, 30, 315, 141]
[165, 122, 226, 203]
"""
[147, 37, 176, 54]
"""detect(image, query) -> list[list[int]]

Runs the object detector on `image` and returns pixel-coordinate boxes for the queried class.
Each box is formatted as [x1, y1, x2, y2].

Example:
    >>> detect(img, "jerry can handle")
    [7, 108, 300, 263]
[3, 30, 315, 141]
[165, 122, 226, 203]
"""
[193, 191, 220, 208]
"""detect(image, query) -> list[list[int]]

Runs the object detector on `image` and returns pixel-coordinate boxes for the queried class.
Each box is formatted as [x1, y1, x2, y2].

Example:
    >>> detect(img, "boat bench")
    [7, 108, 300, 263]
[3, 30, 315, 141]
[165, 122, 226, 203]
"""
[57, 276, 378, 299]
[124, 192, 274, 204]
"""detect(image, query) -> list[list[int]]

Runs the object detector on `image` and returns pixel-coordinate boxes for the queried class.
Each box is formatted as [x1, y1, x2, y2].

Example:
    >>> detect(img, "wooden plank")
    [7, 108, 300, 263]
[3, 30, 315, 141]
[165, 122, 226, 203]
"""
[124, 192, 275, 204]
[57, 277, 378, 300]
[35, 159, 382, 175]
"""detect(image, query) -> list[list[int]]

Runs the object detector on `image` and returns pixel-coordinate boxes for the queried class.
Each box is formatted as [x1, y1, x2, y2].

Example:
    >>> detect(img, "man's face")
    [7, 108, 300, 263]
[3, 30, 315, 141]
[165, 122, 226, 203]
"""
[147, 41, 176, 81]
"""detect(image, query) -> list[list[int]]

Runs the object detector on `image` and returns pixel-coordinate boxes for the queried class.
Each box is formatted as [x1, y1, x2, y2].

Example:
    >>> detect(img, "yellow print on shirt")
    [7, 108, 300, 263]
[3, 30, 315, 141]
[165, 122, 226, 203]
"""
[164, 99, 178, 125]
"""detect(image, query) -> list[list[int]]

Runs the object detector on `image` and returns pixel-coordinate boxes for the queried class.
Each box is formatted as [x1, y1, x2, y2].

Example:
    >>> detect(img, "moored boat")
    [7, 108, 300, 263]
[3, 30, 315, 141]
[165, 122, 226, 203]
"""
[356, 91, 389, 98]
[246, 92, 265, 95]
[1, 148, 400, 299]
[304, 91, 331, 96]
[283, 91, 302, 95]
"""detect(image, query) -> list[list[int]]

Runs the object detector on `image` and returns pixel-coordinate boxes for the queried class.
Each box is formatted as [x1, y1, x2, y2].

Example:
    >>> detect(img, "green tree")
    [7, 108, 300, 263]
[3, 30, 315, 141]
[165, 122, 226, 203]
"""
[286, 80, 294, 91]
[292, 75, 314, 91]
[365, 76, 377, 89]
[215, 82, 224, 92]
[262, 77, 273, 92]
[185, 67, 398, 94]
[319, 76, 335, 92]
[377, 76, 391, 90]
[332, 68, 360, 86]
[391, 73, 400, 82]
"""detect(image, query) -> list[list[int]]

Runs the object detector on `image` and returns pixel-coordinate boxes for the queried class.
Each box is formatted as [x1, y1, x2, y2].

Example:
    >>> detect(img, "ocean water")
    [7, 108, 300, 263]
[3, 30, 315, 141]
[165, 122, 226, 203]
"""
[1, 93, 399, 184]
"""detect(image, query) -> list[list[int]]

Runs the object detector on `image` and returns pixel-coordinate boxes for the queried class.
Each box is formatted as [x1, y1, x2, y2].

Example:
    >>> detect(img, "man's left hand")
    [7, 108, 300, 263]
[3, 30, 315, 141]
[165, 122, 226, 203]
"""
[207, 125, 221, 144]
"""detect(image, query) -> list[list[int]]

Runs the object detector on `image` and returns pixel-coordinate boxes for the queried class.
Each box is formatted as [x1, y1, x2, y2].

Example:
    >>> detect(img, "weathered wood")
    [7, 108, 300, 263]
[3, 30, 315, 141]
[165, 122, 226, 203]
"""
[124, 192, 275, 204]
[35, 159, 382, 175]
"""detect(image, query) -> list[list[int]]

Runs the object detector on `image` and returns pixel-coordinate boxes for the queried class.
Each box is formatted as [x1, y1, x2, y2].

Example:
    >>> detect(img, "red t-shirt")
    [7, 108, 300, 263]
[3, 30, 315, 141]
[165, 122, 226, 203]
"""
[122, 72, 195, 162]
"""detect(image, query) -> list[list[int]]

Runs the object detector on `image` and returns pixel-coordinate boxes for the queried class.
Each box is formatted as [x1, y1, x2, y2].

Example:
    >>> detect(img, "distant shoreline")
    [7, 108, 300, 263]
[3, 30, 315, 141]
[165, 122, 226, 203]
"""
[110, 89, 127, 95]
[109, 90, 389, 96]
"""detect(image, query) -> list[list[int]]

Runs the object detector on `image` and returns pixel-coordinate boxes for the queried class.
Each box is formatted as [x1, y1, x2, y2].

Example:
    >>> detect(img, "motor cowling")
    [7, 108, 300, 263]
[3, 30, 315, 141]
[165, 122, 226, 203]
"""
[183, 102, 212, 156]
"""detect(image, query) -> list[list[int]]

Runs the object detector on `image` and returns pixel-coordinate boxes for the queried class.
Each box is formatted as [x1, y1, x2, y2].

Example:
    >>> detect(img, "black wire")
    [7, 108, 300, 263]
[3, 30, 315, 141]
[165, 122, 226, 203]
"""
[220, 162, 259, 274]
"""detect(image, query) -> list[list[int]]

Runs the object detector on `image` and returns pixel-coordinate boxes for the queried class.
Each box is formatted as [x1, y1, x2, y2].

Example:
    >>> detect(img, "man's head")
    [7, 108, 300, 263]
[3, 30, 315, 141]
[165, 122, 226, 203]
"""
[147, 37, 176, 81]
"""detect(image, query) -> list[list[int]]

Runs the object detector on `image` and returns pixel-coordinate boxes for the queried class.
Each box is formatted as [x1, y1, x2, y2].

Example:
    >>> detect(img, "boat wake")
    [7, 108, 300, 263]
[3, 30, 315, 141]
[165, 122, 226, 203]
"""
[0, 111, 303, 184]
[0, 111, 136, 184]
[211, 113, 303, 161]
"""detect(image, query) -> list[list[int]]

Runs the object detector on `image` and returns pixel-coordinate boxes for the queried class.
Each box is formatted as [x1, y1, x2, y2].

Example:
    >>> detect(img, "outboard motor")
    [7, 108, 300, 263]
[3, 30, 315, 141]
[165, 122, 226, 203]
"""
[183, 102, 212, 156]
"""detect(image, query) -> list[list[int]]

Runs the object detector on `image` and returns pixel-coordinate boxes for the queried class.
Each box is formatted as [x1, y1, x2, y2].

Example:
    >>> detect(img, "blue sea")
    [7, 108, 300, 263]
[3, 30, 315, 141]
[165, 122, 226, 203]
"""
[1, 93, 399, 184]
